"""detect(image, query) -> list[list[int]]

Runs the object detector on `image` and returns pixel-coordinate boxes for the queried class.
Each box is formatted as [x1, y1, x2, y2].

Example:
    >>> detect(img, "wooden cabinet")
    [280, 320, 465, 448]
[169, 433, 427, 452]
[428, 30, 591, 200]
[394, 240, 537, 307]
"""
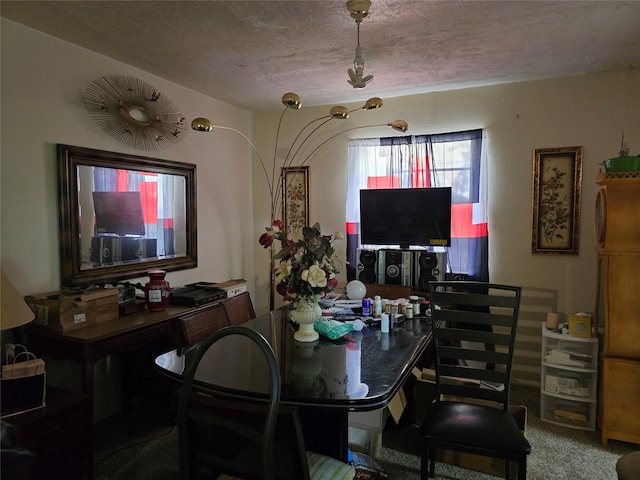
[601, 358, 640, 446]
[595, 173, 640, 252]
[595, 172, 640, 447]
[598, 254, 640, 358]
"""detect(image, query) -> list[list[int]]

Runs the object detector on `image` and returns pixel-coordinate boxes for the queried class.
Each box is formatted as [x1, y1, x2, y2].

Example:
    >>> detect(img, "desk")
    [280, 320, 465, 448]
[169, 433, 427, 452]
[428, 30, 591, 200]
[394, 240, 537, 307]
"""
[23, 293, 254, 401]
[23, 293, 255, 476]
[154, 311, 432, 461]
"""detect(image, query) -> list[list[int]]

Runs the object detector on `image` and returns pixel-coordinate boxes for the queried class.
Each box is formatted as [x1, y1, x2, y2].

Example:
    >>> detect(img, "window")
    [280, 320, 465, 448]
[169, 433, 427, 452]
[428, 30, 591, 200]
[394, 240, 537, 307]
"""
[345, 129, 488, 284]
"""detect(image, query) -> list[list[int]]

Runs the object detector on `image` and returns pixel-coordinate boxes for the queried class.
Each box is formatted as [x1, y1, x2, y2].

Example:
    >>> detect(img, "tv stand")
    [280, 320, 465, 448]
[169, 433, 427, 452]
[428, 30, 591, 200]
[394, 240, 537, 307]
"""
[364, 283, 414, 299]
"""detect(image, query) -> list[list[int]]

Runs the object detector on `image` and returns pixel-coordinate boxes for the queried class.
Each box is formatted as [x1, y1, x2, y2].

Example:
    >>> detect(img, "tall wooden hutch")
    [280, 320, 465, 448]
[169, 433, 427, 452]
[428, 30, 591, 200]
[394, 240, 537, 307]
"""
[594, 171, 640, 446]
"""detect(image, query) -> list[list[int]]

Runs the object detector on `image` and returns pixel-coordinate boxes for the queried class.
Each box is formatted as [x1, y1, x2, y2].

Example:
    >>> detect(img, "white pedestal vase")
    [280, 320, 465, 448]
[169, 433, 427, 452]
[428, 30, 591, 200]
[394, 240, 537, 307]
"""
[289, 296, 321, 342]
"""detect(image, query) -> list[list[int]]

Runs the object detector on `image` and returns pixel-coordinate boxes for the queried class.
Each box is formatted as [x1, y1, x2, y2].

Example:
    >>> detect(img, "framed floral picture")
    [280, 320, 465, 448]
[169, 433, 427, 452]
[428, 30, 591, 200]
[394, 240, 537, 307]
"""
[281, 166, 309, 240]
[531, 146, 583, 255]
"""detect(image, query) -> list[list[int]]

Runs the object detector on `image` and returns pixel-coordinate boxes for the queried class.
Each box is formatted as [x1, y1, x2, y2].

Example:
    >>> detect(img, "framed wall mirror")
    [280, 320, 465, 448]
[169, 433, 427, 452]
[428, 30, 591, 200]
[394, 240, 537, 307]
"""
[58, 144, 197, 287]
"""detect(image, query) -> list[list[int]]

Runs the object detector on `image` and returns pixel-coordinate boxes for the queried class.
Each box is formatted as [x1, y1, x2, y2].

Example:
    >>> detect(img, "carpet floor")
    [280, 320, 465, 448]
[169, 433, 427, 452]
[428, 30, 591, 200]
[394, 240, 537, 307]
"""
[94, 383, 637, 479]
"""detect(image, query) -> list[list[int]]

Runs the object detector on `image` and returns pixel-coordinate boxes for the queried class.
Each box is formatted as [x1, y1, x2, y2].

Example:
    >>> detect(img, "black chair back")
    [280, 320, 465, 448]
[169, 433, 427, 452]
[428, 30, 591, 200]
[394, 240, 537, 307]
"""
[428, 281, 522, 409]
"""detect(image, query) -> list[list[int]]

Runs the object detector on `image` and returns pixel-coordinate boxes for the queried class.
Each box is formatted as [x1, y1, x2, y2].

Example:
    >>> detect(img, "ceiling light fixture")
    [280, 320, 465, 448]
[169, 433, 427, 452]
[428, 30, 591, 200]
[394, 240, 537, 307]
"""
[347, 0, 373, 89]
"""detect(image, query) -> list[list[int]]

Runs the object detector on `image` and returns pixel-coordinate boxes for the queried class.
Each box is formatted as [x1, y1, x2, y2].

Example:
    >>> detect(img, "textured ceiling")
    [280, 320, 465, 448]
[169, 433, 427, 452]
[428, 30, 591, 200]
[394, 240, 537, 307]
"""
[2, 0, 640, 111]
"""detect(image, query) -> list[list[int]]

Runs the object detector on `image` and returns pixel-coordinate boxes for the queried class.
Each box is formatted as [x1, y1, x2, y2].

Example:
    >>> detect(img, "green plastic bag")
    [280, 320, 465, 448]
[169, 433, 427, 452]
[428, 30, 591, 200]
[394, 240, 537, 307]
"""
[313, 319, 353, 340]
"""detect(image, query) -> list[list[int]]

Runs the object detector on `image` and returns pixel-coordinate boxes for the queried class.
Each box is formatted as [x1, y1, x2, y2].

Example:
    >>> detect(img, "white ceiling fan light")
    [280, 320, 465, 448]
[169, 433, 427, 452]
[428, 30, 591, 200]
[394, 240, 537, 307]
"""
[348, 44, 373, 88]
[346, 0, 373, 89]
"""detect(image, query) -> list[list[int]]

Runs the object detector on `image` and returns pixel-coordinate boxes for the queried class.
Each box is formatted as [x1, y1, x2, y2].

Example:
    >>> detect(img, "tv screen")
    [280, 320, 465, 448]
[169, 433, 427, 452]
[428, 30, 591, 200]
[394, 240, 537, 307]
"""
[359, 187, 452, 248]
[93, 191, 146, 236]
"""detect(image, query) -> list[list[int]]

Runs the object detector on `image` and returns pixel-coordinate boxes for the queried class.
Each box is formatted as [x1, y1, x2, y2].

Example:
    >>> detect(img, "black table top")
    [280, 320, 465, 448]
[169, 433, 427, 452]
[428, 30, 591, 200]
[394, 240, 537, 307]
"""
[154, 310, 432, 411]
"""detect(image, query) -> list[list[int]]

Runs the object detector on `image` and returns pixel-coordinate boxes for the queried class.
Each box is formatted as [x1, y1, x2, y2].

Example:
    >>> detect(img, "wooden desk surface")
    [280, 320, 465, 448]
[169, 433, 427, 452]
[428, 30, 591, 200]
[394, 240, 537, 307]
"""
[22, 298, 246, 400]
[24, 303, 209, 342]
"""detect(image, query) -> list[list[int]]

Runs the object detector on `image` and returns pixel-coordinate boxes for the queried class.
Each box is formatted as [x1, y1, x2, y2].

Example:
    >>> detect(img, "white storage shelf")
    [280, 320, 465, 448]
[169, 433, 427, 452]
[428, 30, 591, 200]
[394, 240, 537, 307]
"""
[540, 323, 598, 430]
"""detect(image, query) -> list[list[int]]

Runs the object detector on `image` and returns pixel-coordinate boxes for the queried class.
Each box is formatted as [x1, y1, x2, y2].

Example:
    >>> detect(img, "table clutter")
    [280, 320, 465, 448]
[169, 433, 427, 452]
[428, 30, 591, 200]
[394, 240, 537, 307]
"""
[544, 311, 594, 337]
[314, 289, 430, 341]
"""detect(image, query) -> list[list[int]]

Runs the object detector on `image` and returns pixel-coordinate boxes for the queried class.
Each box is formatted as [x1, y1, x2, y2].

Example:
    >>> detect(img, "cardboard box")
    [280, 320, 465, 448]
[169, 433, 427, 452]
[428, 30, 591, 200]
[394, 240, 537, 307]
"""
[350, 407, 389, 433]
[25, 288, 119, 333]
[388, 387, 407, 425]
[349, 389, 405, 434]
[348, 427, 383, 457]
[207, 279, 247, 298]
[568, 313, 593, 338]
[90, 288, 120, 323]
[413, 367, 485, 425]
[412, 367, 527, 477]
[348, 389, 406, 457]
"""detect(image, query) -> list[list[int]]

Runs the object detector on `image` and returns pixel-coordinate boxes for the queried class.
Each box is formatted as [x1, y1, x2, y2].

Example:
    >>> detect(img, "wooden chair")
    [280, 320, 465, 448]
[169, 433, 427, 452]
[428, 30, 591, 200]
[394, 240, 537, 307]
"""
[179, 304, 229, 345]
[420, 281, 531, 480]
[222, 292, 256, 326]
[177, 326, 355, 480]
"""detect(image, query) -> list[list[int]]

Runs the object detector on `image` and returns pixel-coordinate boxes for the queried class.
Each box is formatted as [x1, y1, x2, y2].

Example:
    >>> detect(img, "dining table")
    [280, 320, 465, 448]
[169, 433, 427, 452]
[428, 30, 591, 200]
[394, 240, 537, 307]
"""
[154, 308, 433, 462]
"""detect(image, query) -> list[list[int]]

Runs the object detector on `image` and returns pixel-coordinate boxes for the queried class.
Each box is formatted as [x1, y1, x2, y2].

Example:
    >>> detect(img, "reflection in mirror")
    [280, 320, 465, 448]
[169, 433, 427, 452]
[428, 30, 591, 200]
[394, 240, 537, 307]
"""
[58, 144, 197, 287]
[78, 165, 187, 268]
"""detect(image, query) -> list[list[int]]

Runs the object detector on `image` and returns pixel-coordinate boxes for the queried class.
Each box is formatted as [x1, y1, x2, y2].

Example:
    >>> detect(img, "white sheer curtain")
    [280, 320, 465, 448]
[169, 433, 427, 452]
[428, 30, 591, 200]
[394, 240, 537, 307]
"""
[346, 138, 381, 226]
[345, 130, 488, 282]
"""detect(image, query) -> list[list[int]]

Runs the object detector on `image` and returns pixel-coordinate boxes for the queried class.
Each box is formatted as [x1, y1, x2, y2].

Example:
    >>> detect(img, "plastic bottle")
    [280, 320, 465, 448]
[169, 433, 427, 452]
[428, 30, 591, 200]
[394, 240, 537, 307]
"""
[373, 295, 382, 318]
[362, 298, 371, 317]
[381, 313, 390, 333]
[404, 302, 414, 319]
[410, 295, 420, 316]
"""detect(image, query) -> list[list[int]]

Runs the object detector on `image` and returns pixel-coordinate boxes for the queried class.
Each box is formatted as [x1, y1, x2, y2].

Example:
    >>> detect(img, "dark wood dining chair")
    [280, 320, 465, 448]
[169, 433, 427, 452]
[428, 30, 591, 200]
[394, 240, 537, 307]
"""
[420, 281, 531, 480]
[177, 325, 355, 480]
[179, 305, 229, 346]
[222, 292, 256, 326]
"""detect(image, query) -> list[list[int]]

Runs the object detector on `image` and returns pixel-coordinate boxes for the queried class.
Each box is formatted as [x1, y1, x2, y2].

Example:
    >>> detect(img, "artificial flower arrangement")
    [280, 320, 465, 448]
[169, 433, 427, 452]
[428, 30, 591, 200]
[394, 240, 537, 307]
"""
[259, 220, 342, 304]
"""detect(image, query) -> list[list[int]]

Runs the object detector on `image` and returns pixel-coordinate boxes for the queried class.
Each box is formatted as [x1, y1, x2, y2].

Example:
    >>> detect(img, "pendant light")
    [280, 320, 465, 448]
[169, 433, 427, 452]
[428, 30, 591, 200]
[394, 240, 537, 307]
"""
[347, 0, 373, 89]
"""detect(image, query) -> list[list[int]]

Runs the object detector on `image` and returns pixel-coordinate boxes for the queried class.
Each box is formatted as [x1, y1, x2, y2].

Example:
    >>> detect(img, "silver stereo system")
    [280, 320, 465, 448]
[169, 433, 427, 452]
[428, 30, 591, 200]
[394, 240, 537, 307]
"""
[356, 248, 448, 291]
[377, 249, 414, 286]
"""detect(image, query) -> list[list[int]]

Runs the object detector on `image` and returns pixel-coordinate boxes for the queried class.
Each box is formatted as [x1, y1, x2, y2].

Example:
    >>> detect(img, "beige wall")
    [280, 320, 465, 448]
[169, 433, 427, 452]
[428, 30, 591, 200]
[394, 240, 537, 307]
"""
[252, 69, 640, 318]
[1, 19, 257, 299]
[1, 20, 259, 419]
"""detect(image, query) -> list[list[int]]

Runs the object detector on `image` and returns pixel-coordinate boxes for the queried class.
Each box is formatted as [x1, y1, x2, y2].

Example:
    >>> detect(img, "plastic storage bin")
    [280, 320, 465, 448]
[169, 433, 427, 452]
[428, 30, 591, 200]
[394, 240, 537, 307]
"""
[540, 323, 598, 430]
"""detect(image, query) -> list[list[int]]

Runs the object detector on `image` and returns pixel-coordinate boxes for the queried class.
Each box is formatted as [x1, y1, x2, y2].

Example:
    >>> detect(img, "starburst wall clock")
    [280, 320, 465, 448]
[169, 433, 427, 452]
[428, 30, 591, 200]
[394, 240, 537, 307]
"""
[82, 75, 188, 151]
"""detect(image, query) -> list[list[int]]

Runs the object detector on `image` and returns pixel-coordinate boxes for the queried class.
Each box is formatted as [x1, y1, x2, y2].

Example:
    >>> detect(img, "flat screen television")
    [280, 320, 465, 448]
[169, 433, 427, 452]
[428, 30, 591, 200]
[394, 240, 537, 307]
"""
[359, 187, 452, 248]
[93, 191, 146, 236]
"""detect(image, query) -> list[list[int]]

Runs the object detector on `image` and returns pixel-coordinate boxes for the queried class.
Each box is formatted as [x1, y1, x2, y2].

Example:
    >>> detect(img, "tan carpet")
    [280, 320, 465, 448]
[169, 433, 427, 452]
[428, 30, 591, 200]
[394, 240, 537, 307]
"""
[94, 384, 636, 480]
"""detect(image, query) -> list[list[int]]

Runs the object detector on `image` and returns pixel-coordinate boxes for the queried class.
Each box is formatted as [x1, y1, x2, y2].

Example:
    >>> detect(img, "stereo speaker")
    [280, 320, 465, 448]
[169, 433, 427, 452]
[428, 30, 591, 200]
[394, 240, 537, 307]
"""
[378, 249, 413, 286]
[355, 249, 378, 284]
[414, 251, 447, 291]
